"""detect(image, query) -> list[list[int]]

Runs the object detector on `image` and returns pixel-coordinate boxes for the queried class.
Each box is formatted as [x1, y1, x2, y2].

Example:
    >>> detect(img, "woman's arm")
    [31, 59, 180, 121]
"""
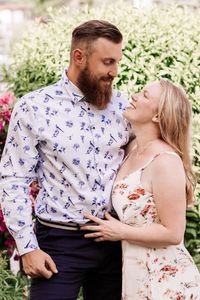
[82, 154, 187, 248]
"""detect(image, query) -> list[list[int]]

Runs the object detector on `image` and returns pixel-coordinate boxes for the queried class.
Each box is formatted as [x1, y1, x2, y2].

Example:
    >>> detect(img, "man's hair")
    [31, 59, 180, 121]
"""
[71, 20, 123, 52]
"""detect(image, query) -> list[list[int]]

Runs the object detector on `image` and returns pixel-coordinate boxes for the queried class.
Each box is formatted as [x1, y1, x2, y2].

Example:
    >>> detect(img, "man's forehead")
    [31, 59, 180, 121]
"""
[92, 38, 122, 57]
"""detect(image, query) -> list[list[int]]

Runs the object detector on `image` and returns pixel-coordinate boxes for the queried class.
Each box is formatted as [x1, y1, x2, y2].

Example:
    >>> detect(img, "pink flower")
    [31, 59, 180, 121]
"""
[160, 265, 178, 276]
[14, 253, 20, 261]
[140, 204, 151, 217]
[135, 187, 145, 195]
[0, 206, 16, 257]
[0, 120, 4, 130]
[128, 193, 140, 200]
[0, 91, 16, 145]
[176, 293, 184, 300]
[0, 92, 15, 106]
[29, 181, 39, 214]
[7, 249, 14, 257]
[127, 186, 145, 201]
[30, 181, 40, 198]
[0, 223, 8, 233]
[4, 236, 15, 248]
[0, 109, 12, 122]
[119, 183, 128, 189]
[0, 209, 9, 233]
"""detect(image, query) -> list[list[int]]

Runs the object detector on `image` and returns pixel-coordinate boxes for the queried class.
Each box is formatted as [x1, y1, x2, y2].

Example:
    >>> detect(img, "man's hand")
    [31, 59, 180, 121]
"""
[21, 249, 58, 279]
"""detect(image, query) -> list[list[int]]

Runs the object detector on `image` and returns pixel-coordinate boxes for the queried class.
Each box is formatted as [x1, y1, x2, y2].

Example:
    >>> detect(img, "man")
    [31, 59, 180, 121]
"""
[0, 20, 132, 300]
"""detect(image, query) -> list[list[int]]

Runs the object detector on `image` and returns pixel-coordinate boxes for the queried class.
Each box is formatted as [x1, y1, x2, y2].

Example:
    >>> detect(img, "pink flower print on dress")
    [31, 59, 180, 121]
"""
[128, 187, 145, 200]
[161, 265, 178, 276]
[158, 265, 179, 282]
[128, 193, 140, 200]
[119, 183, 128, 189]
[119, 183, 128, 195]
[113, 183, 128, 195]
[135, 187, 145, 195]
[140, 204, 151, 216]
[175, 292, 185, 300]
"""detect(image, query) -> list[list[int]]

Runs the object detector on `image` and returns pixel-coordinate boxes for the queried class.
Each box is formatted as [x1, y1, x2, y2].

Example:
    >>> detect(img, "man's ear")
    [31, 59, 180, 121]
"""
[152, 114, 159, 123]
[72, 49, 86, 66]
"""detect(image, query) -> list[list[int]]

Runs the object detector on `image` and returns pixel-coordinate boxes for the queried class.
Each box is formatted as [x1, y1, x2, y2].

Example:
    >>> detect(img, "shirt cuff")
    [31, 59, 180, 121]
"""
[15, 231, 40, 256]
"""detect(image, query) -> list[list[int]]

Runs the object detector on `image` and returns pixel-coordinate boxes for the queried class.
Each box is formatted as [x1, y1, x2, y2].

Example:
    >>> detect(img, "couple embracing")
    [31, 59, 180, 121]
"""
[0, 20, 199, 300]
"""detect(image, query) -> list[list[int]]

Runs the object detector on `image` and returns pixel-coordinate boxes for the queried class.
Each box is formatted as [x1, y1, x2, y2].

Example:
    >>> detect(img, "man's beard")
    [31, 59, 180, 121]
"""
[77, 66, 114, 110]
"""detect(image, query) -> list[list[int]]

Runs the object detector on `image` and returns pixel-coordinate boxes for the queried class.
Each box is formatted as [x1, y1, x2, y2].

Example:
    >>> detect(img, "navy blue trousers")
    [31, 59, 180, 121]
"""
[30, 221, 122, 300]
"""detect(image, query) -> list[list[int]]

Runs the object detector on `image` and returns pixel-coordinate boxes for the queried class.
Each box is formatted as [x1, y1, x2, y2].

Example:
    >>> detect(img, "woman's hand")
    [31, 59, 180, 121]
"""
[81, 212, 125, 242]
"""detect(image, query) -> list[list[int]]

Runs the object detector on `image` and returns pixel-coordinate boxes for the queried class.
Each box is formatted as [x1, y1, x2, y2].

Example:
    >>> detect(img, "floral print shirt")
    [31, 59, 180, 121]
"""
[0, 69, 132, 255]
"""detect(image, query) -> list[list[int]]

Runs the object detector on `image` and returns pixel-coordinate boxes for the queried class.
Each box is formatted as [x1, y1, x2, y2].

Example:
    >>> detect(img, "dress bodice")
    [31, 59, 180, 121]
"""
[112, 152, 179, 226]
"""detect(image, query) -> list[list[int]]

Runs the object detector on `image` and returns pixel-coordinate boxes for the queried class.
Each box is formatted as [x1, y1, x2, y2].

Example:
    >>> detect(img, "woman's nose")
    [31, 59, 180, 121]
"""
[131, 94, 138, 102]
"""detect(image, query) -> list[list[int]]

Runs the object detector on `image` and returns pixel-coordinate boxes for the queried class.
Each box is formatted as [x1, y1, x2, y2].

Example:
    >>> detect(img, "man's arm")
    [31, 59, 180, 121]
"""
[0, 98, 57, 278]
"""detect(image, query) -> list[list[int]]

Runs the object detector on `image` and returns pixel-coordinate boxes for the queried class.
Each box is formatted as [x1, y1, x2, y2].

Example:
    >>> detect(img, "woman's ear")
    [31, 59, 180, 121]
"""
[152, 114, 159, 123]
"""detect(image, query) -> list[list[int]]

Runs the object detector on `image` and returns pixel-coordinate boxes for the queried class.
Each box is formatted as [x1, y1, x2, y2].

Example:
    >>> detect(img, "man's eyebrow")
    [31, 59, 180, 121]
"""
[103, 58, 115, 60]
[103, 56, 122, 62]
[103, 58, 116, 62]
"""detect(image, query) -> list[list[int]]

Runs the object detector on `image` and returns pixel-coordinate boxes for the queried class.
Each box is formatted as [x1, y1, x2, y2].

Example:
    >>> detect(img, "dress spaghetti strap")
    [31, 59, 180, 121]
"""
[141, 151, 180, 171]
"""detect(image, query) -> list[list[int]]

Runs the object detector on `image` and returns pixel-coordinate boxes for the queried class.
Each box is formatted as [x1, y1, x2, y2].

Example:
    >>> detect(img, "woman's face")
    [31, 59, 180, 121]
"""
[123, 81, 162, 125]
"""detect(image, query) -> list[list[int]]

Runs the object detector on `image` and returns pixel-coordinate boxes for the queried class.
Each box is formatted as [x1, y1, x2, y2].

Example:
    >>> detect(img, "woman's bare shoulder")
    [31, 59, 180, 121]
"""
[152, 151, 184, 176]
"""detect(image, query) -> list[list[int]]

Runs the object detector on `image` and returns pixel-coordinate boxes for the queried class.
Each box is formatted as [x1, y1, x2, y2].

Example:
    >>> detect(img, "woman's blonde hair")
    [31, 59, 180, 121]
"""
[158, 79, 195, 205]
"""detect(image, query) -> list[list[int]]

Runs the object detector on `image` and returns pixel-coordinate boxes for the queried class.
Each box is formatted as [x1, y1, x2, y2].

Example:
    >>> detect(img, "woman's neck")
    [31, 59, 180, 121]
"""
[132, 124, 161, 153]
[135, 137, 161, 155]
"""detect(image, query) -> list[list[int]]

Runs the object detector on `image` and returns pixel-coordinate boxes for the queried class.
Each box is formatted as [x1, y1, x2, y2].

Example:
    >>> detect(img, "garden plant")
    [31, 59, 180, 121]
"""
[0, 1, 200, 298]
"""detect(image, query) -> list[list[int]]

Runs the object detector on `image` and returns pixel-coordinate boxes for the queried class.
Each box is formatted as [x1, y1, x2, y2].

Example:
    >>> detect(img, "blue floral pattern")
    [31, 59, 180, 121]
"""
[0, 70, 132, 255]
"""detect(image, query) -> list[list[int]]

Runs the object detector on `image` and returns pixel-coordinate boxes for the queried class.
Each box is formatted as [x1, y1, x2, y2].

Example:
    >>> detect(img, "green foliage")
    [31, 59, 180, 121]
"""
[3, 3, 200, 107]
[1, 0, 200, 269]
[77, 288, 84, 300]
[0, 255, 30, 300]
[185, 205, 200, 270]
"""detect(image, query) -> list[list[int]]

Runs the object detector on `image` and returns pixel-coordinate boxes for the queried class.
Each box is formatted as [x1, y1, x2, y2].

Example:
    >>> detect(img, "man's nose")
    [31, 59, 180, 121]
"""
[108, 64, 118, 78]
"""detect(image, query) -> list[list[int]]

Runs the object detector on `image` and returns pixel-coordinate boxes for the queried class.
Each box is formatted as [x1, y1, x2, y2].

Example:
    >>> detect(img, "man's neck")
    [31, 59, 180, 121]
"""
[66, 66, 79, 87]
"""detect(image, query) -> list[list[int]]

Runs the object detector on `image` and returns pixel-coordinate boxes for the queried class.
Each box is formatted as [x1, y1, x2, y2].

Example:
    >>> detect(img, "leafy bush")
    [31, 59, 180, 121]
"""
[185, 205, 200, 270]
[0, 255, 30, 300]
[1, 0, 200, 269]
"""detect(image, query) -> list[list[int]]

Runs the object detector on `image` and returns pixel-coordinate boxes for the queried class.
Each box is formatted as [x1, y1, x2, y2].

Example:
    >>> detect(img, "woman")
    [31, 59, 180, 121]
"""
[82, 79, 200, 299]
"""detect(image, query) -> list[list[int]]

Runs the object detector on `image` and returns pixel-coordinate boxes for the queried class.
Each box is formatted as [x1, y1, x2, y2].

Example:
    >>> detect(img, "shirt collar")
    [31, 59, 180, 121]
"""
[61, 68, 84, 104]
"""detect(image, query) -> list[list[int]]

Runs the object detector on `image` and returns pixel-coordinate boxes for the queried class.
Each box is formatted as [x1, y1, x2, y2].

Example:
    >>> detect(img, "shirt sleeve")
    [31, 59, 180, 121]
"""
[0, 98, 40, 255]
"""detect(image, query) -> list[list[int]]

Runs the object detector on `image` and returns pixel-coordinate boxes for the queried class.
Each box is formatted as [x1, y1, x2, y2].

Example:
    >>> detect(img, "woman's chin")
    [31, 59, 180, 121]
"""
[123, 110, 134, 122]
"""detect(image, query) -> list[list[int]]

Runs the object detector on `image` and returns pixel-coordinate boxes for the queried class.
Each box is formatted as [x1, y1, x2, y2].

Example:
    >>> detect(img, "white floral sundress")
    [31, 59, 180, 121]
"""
[112, 152, 200, 300]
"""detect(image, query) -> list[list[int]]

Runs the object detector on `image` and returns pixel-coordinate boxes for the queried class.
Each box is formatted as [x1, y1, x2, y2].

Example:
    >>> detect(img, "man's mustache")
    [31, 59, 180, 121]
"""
[101, 75, 114, 82]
